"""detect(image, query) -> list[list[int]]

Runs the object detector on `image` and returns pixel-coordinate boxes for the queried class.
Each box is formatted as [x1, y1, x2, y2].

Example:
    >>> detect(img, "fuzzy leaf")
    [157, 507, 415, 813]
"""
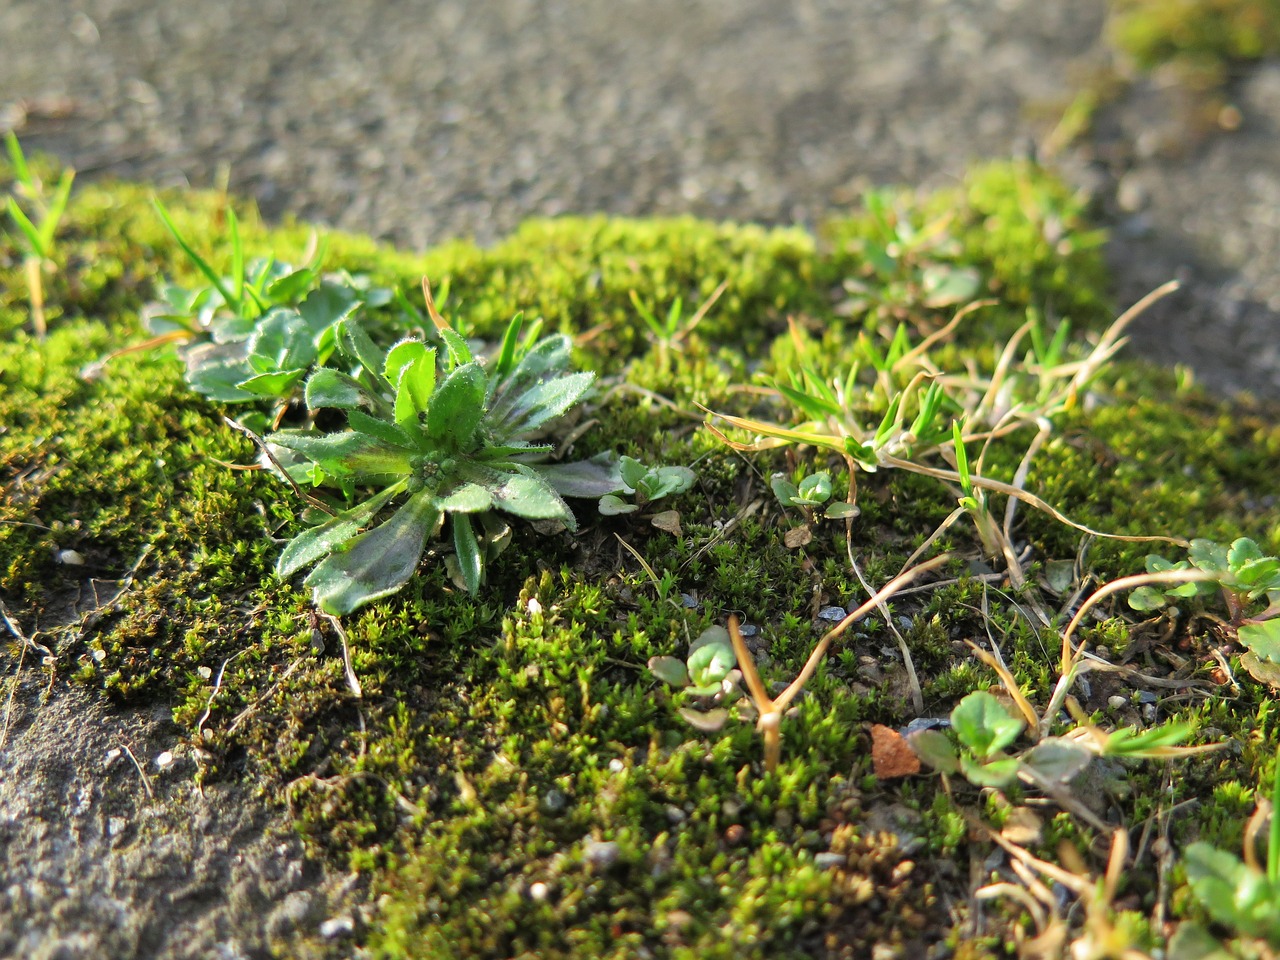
[451, 513, 484, 595]
[276, 487, 399, 578]
[269, 429, 413, 479]
[491, 371, 595, 437]
[348, 410, 414, 450]
[489, 468, 576, 527]
[245, 308, 317, 374]
[385, 340, 437, 426]
[336, 317, 390, 384]
[425, 362, 487, 449]
[305, 368, 370, 411]
[435, 483, 493, 514]
[537, 453, 623, 499]
[237, 368, 306, 398]
[305, 492, 440, 614]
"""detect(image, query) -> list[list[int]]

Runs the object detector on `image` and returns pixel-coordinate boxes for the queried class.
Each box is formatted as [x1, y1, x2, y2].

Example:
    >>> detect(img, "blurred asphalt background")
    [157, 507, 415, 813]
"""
[2, 0, 1280, 394]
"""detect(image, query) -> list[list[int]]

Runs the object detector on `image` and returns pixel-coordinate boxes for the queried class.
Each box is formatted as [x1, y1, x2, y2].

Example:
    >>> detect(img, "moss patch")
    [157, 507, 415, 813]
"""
[4, 157, 1280, 958]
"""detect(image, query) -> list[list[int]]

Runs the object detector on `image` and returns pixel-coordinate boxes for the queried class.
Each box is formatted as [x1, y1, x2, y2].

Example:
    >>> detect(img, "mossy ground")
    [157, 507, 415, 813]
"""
[3, 157, 1279, 959]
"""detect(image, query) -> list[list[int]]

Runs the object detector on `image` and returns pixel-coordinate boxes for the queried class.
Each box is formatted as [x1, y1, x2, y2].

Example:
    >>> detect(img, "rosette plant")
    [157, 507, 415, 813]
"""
[267, 303, 620, 615]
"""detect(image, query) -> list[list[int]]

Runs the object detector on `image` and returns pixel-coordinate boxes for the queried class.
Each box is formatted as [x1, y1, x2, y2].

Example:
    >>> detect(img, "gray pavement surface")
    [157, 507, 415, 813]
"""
[2, 1, 1280, 957]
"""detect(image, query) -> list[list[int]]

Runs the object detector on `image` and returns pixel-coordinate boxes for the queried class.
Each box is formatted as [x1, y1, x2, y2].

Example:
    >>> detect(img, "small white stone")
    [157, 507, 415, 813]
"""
[198, 665, 213, 680]
[155, 751, 174, 768]
[608, 758, 625, 774]
[528, 881, 550, 901]
[108, 817, 127, 837]
[56, 549, 86, 566]
[319, 916, 355, 939]
[1107, 695, 1128, 710]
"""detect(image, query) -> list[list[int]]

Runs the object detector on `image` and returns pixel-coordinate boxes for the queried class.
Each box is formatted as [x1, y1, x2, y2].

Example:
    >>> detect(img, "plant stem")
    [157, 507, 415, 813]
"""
[24, 257, 45, 338]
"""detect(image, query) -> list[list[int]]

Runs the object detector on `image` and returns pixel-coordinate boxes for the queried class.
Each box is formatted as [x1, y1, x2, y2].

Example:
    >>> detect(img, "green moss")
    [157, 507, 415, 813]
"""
[1108, 0, 1280, 86]
[4, 157, 1280, 958]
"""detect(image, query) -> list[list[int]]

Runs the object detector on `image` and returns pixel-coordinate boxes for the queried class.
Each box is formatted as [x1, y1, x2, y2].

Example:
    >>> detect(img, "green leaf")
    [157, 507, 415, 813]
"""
[306, 491, 440, 615]
[908, 729, 960, 774]
[38, 169, 75, 252]
[153, 197, 239, 312]
[921, 264, 980, 307]
[1189, 539, 1230, 574]
[1104, 720, 1197, 757]
[265, 263, 321, 305]
[1229, 537, 1264, 569]
[6, 196, 45, 258]
[336, 317, 391, 385]
[245, 309, 317, 374]
[1127, 585, 1169, 612]
[823, 502, 861, 520]
[536, 453, 623, 499]
[1020, 738, 1093, 784]
[237, 368, 306, 398]
[1239, 617, 1280, 662]
[648, 655, 690, 688]
[393, 348, 437, 428]
[619, 456, 649, 492]
[348, 410, 414, 450]
[489, 468, 575, 527]
[771, 476, 801, 507]
[1165, 923, 1232, 960]
[950, 691, 1024, 758]
[435, 483, 493, 513]
[426, 362, 487, 450]
[490, 371, 595, 437]
[797, 472, 832, 504]
[269, 429, 413, 479]
[493, 312, 526, 378]
[305, 368, 371, 411]
[687, 637, 736, 691]
[451, 513, 484, 595]
[776, 382, 842, 420]
[1183, 843, 1275, 938]
[276, 486, 400, 578]
[5, 132, 32, 188]
[960, 755, 1020, 788]
[598, 494, 638, 516]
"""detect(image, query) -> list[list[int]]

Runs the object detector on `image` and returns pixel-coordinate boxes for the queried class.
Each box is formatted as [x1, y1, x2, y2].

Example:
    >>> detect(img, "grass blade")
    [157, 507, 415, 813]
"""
[6, 196, 46, 258]
[153, 197, 239, 311]
[38, 169, 75, 251]
[4, 132, 32, 191]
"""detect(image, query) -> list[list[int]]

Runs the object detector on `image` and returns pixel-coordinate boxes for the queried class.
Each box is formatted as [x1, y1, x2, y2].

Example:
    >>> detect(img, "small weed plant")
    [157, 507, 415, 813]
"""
[1170, 745, 1280, 956]
[1130, 537, 1280, 658]
[268, 305, 621, 613]
[4, 132, 74, 337]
